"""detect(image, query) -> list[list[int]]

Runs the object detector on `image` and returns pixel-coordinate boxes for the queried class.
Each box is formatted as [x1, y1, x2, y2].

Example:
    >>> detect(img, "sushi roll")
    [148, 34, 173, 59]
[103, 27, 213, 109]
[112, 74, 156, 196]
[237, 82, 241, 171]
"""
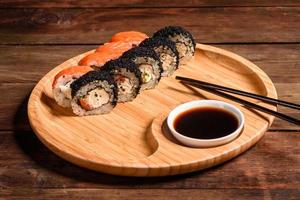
[79, 51, 122, 69]
[101, 58, 141, 102]
[122, 47, 162, 91]
[70, 70, 117, 116]
[52, 65, 93, 107]
[153, 26, 196, 65]
[79, 42, 134, 69]
[139, 37, 179, 77]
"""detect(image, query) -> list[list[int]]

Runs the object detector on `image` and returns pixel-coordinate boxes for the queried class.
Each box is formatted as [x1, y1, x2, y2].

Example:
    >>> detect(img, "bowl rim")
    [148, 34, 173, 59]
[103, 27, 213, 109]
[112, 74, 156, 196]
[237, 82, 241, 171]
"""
[167, 100, 245, 145]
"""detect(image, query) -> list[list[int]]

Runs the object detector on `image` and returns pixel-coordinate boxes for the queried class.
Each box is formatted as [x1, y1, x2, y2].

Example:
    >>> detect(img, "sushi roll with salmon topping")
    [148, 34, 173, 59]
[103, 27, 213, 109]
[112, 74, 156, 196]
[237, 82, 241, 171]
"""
[101, 58, 141, 102]
[122, 47, 162, 91]
[79, 51, 121, 69]
[153, 26, 195, 65]
[70, 70, 117, 116]
[110, 31, 149, 46]
[79, 42, 134, 69]
[52, 65, 93, 107]
[139, 37, 179, 77]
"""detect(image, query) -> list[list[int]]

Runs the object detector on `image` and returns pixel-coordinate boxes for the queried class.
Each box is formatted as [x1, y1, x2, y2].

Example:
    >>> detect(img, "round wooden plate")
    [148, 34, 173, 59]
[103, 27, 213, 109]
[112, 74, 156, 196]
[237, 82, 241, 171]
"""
[28, 44, 277, 176]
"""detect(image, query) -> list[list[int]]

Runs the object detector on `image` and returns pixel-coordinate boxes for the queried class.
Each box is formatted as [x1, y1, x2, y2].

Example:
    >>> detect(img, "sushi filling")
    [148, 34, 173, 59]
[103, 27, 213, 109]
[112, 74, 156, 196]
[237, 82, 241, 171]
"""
[79, 87, 110, 111]
[139, 64, 153, 83]
[114, 74, 134, 97]
[70, 70, 117, 116]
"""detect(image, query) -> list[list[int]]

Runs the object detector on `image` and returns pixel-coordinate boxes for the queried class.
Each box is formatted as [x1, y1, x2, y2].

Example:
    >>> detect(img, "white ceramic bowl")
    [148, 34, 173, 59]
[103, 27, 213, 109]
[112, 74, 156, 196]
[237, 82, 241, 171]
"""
[167, 100, 244, 148]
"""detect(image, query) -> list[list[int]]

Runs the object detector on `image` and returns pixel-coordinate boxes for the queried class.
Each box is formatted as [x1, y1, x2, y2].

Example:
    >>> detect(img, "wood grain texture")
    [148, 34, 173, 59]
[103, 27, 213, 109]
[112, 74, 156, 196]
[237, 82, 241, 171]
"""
[0, 0, 299, 198]
[27, 44, 277, 176]
[1, 7, 300, 44]
[1, 0, 300, 8]
[1, 130, 299, 189]
[0, 45, 97, 83]
[0, 44, 299, 131]
[0, 189, 299, 200]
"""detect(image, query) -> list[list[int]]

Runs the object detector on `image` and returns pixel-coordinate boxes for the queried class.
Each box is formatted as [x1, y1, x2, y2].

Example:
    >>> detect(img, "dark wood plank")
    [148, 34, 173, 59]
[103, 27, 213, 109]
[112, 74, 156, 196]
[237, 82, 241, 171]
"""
[0, 7, 300, 44]
[0, 131, 299, 189]
[0, 45, 97, 83]
[1, 0, 300, 8]
[0, 83, 32, 131]
[0, 44, 299, 130]
[2, 44, 299, 83]
[1, 44, 299, 83]
[0, 189, 299, 200]
[0, 0, 293, 8]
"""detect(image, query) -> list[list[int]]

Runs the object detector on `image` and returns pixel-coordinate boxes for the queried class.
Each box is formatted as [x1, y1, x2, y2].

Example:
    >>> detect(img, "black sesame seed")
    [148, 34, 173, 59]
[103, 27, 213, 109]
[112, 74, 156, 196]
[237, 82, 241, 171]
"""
[139, 37, 179, 69]
[152, 26, 196, 51]
[101, 58, 142, 96]
[70, 70, 117, 105]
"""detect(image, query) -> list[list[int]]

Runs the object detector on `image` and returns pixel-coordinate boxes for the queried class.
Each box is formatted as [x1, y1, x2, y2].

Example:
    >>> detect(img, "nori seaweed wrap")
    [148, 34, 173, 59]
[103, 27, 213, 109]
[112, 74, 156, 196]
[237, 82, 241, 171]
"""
[101, 58, 141, 102]
[70, 70, 117, 116]
[139, 37, 179, 77]
[122, 47, 162, 90]
[153, 26, 195, 65]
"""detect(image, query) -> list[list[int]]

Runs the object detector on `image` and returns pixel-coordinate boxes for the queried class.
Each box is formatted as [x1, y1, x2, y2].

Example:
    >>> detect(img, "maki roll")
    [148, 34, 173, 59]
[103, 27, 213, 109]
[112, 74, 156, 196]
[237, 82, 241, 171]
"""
[122, 47, 162, 91]
[153, 26, 196, 65]
[79, 42, 134, 69]
[52, 65, 93, 107]
[102, 58, 141, 102]
[70, 70, 117, 116]
[139, 37, 179, 77]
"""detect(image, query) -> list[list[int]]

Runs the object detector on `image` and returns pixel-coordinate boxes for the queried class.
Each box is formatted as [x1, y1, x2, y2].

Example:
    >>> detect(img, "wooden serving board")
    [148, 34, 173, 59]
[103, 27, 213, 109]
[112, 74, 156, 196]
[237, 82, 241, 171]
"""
[28, 44, 277, 176]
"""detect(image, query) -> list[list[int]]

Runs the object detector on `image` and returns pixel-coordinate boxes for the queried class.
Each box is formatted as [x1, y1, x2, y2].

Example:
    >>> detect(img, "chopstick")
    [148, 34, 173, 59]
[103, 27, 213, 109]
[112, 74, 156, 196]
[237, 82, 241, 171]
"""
[176, 78, 300, 126]
[176, 76, 300, 110]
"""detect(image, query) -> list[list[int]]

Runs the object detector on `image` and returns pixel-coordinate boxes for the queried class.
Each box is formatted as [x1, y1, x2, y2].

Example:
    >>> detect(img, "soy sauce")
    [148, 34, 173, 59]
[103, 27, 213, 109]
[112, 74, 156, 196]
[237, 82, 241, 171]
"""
[174, 107, 239, 139]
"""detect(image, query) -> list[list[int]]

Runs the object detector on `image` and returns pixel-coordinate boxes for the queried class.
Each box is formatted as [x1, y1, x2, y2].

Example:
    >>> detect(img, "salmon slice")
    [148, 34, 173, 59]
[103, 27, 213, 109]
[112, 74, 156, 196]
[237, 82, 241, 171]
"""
[78, 51, 120, 68]
[110, 31, 148, 45]
[80, 42, 133, 68]
[52, 65, 93, 88]
[79, 32, 147, 68]
[79, 98, 92, 111]
[96, 41, 133, 54]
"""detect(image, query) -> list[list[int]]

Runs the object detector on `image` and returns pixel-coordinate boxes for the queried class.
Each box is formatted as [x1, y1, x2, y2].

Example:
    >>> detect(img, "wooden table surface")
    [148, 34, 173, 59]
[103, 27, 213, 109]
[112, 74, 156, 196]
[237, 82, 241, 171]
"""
[0, 1, 299, 199]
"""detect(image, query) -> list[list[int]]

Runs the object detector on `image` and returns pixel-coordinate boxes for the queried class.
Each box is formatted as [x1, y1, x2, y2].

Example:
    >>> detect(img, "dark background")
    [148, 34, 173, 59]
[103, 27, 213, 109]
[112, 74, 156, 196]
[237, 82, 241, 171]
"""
[0, 1, 299, 199]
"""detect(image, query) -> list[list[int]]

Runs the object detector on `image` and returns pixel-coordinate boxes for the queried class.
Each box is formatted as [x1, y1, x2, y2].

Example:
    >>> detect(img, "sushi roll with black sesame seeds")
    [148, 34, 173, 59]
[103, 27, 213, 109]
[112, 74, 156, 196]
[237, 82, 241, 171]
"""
[122, 47, 162, 91]
[153, 26, 196, 65]
[139, 37, 179, 77]
[101, 58, 141, 102]
[70, 70, 117, 116]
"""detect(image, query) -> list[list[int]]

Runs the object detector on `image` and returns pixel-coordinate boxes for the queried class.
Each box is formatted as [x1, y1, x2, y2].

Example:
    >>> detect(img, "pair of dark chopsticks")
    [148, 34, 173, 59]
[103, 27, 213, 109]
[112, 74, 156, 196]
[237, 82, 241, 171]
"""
[176, 76, 300, 126]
